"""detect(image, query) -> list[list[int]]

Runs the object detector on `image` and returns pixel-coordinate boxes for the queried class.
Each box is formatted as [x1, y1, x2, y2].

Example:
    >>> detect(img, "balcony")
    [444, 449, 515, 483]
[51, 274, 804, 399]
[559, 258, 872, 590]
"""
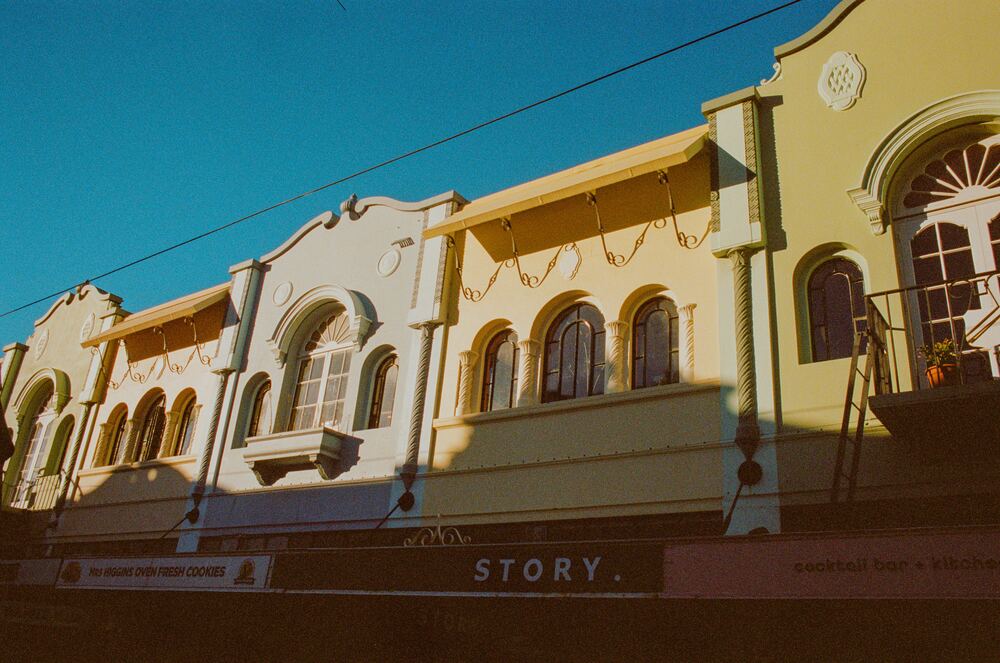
[864, 269, 1000, 454]
[243, 427, 345, 486]
[2, 471, 65, 512]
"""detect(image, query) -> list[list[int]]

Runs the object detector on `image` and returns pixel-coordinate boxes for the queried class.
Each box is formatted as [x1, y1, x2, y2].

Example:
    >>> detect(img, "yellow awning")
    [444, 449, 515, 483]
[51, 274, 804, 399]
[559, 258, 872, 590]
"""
[424, 124, 707, 239]
[82, 283, 230, 348]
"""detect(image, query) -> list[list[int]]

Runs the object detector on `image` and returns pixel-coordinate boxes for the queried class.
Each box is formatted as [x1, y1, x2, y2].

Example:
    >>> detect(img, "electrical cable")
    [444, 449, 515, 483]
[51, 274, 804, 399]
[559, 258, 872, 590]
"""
[0, 0, 806, 320]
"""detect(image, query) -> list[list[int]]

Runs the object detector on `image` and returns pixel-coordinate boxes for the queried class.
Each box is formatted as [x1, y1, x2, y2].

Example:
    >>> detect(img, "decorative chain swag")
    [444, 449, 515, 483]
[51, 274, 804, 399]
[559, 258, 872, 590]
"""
[448, 169, 711, 303]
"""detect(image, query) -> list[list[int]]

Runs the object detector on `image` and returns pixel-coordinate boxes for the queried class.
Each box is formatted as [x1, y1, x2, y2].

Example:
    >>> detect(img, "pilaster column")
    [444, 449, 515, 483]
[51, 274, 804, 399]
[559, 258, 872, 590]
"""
[121, 419, 139, 464]
[515, 339, 542, 407]
[729, 247, 760, 456]
[604, 320, 630, 393]
[161, 412, 180, 457]
[455, 351, 479, 416]
[53, 402, 94, 514]
[1, 342, 28, 411]
[191, 368, 232, 502]
[402, 321, 440, 488]
[678, 304, 697, 382]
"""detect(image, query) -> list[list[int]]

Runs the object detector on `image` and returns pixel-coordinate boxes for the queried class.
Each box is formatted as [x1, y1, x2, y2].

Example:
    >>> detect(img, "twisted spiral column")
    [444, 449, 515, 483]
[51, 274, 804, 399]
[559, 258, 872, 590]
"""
[455, 351, 479, 416]
[516, 339, 542, 407]
[402, 322, 439, 488]
[679, 303, 697, 381]
[605, 320, 629, 393]
[191, 368, 232, 502]
[728, 248, 760, 457]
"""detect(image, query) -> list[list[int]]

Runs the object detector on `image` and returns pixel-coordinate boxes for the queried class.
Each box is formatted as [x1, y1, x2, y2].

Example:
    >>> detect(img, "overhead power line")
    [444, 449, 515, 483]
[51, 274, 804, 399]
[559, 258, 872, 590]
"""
[0, 0, 806, 321]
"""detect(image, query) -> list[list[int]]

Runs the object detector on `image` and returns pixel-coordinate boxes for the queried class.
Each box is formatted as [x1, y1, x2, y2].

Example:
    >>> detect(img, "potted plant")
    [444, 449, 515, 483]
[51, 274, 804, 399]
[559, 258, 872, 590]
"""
[919, 338, 959, 388]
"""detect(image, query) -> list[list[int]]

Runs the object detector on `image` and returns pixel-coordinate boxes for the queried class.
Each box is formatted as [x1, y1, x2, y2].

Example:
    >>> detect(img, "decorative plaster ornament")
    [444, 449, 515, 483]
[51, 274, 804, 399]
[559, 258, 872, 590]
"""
[34, 329, 49, 359]
[80, 313, 96, 342]
[557, 244, 582, 280]
[377, 248, 402, 278]
[818, 51, 866, 111]
[272, 282, 293, 306]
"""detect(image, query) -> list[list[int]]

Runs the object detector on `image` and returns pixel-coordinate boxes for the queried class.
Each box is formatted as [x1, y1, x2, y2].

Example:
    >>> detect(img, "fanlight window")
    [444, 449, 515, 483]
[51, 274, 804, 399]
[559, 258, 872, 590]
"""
[808, 259, 867, 361]
[135, 394, 167, 462]
[481, 330, 519, 412]
[543, 304, 605, 403]
[632, 298, 679, 388]
[290, 311, 353, 431]
[903, 141, 1000, 209]
[367, 355, 399, 429]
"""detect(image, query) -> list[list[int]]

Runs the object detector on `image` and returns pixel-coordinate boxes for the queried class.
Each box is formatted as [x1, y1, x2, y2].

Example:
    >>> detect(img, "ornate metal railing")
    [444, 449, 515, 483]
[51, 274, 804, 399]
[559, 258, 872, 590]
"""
[864, 268, 1000, 395]
[1, 471, 66, 511]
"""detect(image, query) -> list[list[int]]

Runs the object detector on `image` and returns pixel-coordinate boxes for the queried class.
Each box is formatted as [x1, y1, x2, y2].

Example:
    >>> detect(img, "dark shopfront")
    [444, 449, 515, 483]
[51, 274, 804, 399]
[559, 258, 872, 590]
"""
[5, 530, 1000, 661]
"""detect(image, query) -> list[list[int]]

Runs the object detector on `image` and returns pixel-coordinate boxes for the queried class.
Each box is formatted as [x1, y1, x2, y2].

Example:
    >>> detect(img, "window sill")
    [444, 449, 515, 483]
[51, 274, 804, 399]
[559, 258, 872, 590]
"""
[434, 379, 721, 429]
[81, 455, 197, 476]
[243, 427, 346, 486]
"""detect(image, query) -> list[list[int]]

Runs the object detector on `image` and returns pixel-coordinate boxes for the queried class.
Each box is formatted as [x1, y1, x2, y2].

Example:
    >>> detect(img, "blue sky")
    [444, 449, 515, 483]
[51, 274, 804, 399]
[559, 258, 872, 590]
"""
[0, 0, 838, 345]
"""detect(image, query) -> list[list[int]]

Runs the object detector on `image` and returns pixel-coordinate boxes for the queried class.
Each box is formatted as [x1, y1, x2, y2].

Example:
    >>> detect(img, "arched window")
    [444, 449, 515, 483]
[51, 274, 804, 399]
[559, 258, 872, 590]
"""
[175, 396, 198, 456]
[290, 311, 353, 431]
[990, 214, 1000, 269]
[367, 355, 399, 429]
[808, 258, 867, 361]
[543, 303, 605, 403]
[246, 381, 272, 439]
[104, 407, 129, 466]
[135, 394, 166, 462]
[481, 330, 519, 411]
[632, 298, 679, 388]
[12, 385, 55, 506]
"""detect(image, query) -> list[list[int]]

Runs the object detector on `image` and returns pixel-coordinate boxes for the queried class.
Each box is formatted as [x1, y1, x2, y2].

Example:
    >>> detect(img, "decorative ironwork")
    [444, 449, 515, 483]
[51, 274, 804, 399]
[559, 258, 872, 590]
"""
[588, 192, 663, 267]
[659, 171, 710, 250]
[184, 316, 214, 367]
[502, 217, 563, 288]
[403, 516, 472, 546]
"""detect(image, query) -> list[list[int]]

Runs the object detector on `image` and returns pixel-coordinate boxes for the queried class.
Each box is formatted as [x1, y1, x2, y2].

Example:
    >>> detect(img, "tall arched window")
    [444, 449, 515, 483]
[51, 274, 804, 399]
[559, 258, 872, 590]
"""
[990, 214, 1000, 272]
[175, 396, 198, 456]
[246, 380, 272, 439]
[808, 258, 866, 361]
[104, 406, 129, 466]
[290, 311, 353, 431]
[632, 298, 679, 388]
[135, 394, 166, 462]
[481, 330, 519, 411]
[367, 355, 399, 429]
[543, 303, 605, 403]
[13, 385, 56, 506]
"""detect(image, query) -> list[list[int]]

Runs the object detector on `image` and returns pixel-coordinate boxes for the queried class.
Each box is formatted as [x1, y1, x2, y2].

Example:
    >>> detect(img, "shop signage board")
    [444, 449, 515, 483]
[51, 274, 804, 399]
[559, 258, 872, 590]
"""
[271, 542, 664, 597]
[661, 528, 1000, 599]
[55, 555, 272, 591]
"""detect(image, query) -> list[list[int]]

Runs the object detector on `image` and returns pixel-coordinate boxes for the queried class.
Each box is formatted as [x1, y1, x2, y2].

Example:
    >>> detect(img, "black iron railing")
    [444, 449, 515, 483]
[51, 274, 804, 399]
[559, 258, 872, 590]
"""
[864, 269, 1000, 395]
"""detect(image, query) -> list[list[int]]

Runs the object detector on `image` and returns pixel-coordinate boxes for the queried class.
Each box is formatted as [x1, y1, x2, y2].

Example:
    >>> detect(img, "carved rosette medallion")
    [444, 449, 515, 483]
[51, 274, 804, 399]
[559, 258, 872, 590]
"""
[818, 51, 866, 111]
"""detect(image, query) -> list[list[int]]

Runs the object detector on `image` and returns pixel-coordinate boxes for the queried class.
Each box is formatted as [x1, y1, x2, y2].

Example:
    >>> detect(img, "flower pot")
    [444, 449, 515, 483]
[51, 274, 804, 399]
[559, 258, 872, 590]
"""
[925, 363, 959, 388]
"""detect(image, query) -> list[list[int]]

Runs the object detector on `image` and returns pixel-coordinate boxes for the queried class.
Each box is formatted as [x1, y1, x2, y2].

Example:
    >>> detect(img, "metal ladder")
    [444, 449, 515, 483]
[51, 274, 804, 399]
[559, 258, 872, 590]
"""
[831, 333, 873, 503]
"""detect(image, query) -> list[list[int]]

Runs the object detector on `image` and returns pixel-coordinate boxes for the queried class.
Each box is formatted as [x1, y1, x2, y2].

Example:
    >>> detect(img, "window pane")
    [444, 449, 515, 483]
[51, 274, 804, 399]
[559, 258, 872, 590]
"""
[377, 361, 399, 428]
[809, 259, 865, 361]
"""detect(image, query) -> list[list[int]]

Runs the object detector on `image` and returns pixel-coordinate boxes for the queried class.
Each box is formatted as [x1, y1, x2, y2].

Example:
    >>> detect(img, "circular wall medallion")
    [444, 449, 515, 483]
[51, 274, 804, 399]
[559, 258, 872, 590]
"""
[34, 329, 49, 360]
[80, 312, 96, 343]
[272, 282, 293, 306]
[377, 249, 402, 278]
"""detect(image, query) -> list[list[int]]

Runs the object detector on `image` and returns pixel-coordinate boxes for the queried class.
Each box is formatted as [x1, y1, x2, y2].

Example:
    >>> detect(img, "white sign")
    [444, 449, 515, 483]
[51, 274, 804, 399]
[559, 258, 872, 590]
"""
[56, 555, 271, 591]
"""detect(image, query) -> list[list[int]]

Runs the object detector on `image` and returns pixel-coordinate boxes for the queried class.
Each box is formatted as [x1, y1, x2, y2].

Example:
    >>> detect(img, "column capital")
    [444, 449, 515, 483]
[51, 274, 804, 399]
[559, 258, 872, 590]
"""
[517, 338, 542, 356]
[458, 350, 479, 367]
[605, 320, 629, 338]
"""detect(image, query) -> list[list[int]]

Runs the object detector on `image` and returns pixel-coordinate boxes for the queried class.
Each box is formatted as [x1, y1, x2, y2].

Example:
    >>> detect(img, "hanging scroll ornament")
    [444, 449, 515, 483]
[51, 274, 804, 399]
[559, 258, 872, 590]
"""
[588, 192, 665, 267]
